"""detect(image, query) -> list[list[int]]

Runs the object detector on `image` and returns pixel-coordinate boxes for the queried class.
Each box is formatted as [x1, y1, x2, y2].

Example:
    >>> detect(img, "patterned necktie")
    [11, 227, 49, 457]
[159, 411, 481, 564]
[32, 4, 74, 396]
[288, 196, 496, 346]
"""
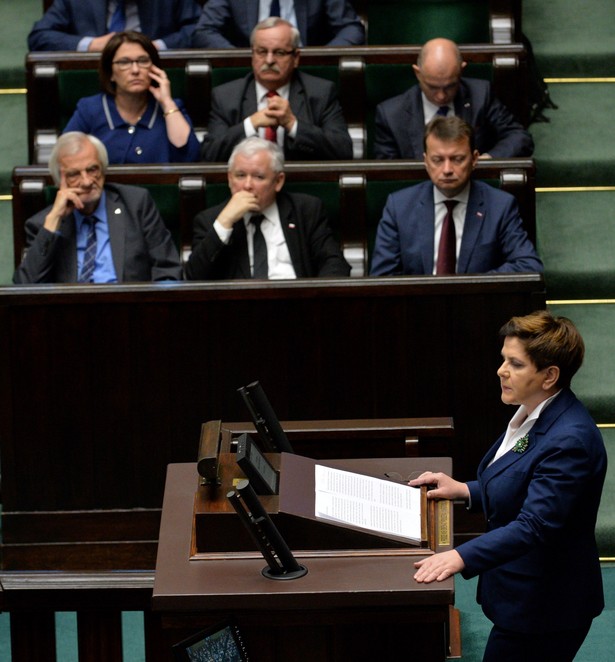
[270, 0, 281, 16]
[250, 214, 268, 278]
[108, 0, 126, 33]
[436, 200, 458, 275]
[264, 90, 279, 142]
[436, 105, 450, 117]
[79, 216, 97, 283]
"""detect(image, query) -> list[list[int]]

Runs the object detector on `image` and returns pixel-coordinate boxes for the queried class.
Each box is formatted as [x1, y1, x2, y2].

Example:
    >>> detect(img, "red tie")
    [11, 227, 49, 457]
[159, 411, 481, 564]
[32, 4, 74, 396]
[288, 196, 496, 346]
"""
[436, 200, 458, 274]
[264, 90, 278, 142]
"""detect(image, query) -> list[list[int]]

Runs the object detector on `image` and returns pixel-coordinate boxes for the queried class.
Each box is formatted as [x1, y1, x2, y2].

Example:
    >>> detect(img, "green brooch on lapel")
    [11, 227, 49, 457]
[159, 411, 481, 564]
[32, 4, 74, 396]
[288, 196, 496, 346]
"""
[512, 434, 529, 454]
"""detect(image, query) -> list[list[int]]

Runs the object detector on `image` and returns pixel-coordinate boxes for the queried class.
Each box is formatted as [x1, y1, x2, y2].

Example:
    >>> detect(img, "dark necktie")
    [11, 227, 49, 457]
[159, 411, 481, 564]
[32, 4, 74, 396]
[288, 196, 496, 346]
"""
[436, 200, 458, 275]
[108, 0, 126, 33]
[79, 216, 97, 283]
[250, 214, 268, 278]
[436, 105, 450, 117]
[270, 0, 281, 17]
[264, 90, 279, 142]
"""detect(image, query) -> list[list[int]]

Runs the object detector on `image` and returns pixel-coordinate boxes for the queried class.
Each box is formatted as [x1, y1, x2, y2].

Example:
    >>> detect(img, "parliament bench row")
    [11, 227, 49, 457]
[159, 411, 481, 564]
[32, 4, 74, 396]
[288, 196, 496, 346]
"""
[25, 43, 529, 163]
[38, 0, 523, 46]
[12, 157, 536, 276]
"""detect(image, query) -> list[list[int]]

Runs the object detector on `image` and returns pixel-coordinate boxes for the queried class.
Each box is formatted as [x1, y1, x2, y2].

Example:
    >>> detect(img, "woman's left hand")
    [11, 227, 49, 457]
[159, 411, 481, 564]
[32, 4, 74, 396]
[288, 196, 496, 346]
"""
[148, 65, 173, 106]
[413, 550, 465, 583]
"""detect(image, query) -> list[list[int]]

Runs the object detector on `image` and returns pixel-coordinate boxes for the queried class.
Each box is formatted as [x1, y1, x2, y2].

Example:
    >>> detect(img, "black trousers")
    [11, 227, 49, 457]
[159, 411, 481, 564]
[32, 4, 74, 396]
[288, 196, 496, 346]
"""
[483, 621, 592, 662]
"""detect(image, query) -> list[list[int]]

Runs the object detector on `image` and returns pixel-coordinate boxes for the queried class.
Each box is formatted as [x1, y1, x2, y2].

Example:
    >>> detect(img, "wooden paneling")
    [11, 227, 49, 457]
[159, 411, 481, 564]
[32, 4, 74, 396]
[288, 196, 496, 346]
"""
[0, 275, 545, 569]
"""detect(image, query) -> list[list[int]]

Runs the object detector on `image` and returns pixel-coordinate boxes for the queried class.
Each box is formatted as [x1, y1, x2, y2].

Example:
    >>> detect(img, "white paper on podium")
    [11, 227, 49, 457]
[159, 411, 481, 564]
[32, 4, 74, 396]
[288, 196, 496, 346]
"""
[314, 465, 421, 541]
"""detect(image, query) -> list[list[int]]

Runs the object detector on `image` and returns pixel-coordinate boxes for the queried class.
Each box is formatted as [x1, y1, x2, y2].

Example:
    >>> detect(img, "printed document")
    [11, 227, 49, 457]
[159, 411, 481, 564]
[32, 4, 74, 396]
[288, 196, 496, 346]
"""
[314, 465, 421, 541]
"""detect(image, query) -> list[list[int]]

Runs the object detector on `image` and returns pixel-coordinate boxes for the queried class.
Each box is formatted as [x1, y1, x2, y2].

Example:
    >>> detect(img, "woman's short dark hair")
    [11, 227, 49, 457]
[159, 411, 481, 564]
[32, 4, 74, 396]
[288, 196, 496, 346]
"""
[99, 31, 161, 96]
[499, 310, 585, 389]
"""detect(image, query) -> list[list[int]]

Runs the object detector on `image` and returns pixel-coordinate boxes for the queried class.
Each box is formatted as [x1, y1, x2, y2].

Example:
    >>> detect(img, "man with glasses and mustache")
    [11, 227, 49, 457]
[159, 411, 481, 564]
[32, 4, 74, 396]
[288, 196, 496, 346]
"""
[200, 17, 353, 162]
[13, 132, 182, 284]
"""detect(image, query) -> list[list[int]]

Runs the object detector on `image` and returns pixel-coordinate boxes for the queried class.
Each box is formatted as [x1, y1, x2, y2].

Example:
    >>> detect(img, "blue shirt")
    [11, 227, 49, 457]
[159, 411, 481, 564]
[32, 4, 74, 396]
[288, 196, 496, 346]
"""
[74, 191, 118, 283]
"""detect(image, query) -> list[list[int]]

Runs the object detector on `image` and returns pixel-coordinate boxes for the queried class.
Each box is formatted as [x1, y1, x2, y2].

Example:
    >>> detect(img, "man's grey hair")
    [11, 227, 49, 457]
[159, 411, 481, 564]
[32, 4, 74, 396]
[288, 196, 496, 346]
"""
[250, 17, 300, 49]
[48, 132, 108, 185]
[228, 136, 285, 174]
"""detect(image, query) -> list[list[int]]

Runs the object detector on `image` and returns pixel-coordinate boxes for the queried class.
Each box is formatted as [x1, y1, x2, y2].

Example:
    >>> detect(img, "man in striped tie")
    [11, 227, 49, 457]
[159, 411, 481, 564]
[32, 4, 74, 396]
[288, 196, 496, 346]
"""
[14, 132, 182, 284]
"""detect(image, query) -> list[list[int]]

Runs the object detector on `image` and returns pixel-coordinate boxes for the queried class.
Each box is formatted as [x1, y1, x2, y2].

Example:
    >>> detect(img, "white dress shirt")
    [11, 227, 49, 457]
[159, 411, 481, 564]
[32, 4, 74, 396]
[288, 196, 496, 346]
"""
[489, 390, 562, 466]
[258, 1, 302, 45]
[213, 203, 297, 279]
[432, 184, 470, 274]
[243, 81, 298, 144]
[422, 93, 454, 123]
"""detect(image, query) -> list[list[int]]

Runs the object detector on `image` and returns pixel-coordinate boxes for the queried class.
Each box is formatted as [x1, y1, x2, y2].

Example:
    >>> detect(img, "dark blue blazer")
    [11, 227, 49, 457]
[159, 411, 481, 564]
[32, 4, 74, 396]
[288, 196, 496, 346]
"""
[369, 179, 543, 275]
[28, 0, 202, 51]
[200, 71, 353, 162]
[373, 78, 534, 159]
[63, 94, 201, 164]
[192, 0, 365, 48]
[459, 389, 607, 633]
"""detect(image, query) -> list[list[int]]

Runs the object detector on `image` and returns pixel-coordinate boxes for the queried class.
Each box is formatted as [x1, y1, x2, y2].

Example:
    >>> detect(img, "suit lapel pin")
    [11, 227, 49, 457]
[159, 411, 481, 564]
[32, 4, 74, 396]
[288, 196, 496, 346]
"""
[512, 434, 529, 453]
[476, 211, 484, 217]
[114, 208, 122, 215]
[288, 223, 296, 229]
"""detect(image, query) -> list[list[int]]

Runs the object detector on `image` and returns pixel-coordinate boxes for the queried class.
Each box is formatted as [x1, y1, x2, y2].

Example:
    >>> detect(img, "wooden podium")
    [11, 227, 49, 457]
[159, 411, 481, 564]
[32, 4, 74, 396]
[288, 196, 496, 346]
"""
[152, 457, 456, 662]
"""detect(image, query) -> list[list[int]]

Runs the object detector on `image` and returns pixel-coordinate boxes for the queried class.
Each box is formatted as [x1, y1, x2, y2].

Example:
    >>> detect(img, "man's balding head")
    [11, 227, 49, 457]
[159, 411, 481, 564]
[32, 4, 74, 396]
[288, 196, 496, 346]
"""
[413, 38, 466, 107]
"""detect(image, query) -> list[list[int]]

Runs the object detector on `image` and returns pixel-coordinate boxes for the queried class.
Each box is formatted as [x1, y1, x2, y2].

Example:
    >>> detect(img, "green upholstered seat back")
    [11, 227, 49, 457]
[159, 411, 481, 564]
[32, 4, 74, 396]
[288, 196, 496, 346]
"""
[366, 0, 490, 45]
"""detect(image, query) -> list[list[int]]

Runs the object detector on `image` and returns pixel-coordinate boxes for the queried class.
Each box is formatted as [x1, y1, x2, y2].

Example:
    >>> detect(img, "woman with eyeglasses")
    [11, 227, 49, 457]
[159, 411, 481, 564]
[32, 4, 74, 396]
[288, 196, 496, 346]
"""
[63, 31, 200, 163]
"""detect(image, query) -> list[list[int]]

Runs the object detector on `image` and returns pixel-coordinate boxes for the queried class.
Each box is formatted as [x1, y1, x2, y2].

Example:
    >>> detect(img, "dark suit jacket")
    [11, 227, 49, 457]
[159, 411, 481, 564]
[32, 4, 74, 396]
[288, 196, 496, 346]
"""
[192, 0, 365, 48]
[28, 0, 202, 51]
[373, 78, 534, 159]
[201, 71, 353, 162]
[459, 389, 606, 633]
[13, 183, 182, 283]
[185, 191, 350, 280]
[369, 180, 543, 276]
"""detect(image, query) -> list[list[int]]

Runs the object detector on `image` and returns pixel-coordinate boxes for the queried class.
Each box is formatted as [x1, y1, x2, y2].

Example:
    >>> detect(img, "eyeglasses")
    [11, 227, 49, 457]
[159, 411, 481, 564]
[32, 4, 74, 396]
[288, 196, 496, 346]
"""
[112, 56, 152, 70]
[252, 47, 296, 60]
[63, 164, 102, 187]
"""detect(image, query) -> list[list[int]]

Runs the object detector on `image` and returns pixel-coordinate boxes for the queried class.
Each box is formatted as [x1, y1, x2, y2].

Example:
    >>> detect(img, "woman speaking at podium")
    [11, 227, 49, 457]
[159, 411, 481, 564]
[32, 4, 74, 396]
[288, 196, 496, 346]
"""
[410, 310, 606, 662]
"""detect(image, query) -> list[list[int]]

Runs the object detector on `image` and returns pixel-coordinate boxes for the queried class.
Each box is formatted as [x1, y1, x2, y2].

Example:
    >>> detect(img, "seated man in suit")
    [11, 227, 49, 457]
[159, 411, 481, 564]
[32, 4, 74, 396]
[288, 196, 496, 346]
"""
[185, 136, 350, 280]
[28, 0, 202, 52]
[373, 38, 534, 160]
[192, 0, 365, 48]
[370, 117, 543, 276]
[200, 17, 353, 162]
[13, 132, 182, 284]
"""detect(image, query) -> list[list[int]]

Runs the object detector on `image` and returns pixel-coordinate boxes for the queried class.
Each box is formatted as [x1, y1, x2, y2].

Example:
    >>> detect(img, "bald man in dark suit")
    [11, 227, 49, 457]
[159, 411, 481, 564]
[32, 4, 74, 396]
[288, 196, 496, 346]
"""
[373, 38, 533, 160]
